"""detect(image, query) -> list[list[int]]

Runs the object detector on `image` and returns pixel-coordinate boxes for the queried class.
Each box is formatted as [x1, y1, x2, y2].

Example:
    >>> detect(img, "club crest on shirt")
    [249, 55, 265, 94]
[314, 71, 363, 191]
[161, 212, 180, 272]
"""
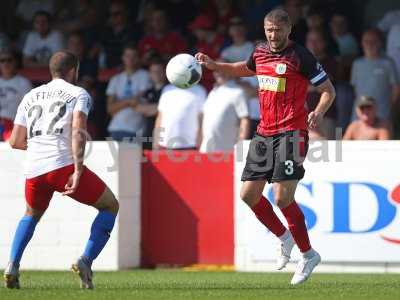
[275, 63, 287, 75]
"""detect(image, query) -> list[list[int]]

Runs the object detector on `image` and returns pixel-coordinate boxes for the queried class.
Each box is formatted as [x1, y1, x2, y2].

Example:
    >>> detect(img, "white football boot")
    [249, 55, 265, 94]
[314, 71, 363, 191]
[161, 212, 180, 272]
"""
[291, 249, 321, 285]
[276, 231, 295, 270]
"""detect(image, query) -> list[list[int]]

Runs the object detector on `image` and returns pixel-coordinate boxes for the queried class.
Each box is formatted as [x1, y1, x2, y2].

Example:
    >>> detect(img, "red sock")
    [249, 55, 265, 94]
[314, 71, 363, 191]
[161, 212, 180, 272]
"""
[280, 201, 311, 253]
[252, 196, 287, 237]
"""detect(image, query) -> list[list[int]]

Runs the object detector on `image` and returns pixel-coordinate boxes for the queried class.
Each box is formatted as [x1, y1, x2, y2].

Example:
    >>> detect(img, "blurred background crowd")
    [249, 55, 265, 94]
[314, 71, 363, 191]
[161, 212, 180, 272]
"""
[0, 0, 400, 152]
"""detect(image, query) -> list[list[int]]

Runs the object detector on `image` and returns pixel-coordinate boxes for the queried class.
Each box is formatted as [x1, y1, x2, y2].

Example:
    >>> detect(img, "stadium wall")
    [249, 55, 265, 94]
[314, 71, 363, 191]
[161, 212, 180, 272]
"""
[0, 142, 141, 271]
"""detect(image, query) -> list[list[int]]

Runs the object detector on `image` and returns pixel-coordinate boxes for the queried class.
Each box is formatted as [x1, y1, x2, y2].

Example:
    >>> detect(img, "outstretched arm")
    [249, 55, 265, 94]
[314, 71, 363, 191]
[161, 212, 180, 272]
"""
[195, 53, 255, 77]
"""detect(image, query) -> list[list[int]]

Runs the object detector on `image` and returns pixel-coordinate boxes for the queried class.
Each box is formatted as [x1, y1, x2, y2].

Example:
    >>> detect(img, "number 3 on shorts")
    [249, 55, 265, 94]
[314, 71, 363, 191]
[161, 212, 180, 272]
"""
[284, 160, 294, 175]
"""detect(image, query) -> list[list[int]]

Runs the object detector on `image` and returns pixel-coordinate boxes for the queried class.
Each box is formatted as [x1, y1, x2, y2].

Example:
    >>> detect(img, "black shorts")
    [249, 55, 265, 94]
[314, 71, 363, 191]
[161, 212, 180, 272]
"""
[241, 130, 309, 183]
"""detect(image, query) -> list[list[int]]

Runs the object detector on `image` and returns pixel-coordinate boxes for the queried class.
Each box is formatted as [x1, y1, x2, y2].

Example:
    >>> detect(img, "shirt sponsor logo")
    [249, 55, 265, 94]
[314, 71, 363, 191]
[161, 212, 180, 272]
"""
[257, 75, 286, 92]
[275, 63, 287, 75]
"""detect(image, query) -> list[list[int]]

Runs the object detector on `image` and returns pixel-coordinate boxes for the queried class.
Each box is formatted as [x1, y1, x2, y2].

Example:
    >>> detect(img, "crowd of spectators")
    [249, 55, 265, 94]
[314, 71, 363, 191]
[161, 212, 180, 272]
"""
[0, 0, 400, 151]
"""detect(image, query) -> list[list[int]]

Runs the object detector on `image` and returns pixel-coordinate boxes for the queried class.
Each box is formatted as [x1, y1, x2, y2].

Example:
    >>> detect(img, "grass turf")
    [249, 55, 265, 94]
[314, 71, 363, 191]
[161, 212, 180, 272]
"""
[1, 270, 399, 300]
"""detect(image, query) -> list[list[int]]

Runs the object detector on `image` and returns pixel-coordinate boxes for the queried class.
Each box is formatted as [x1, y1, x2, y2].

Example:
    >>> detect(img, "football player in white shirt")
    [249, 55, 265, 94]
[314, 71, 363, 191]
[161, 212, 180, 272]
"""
[4, 51, 119, 290]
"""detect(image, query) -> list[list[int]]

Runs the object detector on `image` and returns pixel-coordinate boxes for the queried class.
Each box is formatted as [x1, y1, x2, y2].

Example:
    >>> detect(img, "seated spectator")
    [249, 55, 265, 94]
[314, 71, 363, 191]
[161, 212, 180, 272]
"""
[153, 83, 206, 150]
[306, 29, 338, 140]
[343, 96, 391, 140]
[99, 1, 141, 68]
[189, 14, 224, 90]
[138, 10, 187, 65]
[23, 11, 64, 67]
[0, 49, 32, 141]
[221, 17, 254, 63]
[133, 58, 168, 149]
[330, 13, 359, 57]
[350, 28, 400, 121]
[106, 44, 152, 141]
[200, 67, 250, 153]
[67, 31, 98, 81]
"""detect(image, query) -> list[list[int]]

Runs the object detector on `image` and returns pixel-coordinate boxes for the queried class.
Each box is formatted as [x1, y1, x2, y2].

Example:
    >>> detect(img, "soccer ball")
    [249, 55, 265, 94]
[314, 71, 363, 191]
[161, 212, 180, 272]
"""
[166, 53, 202, 89]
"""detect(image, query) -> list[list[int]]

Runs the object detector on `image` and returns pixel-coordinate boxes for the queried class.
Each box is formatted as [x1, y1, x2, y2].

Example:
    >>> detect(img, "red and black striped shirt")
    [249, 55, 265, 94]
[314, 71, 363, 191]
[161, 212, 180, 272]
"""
[246, 41, 328, 136]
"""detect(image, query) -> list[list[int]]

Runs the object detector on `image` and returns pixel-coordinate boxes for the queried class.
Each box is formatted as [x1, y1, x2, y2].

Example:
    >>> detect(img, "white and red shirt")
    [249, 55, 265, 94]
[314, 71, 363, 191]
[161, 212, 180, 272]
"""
[14, 78, 91, 178]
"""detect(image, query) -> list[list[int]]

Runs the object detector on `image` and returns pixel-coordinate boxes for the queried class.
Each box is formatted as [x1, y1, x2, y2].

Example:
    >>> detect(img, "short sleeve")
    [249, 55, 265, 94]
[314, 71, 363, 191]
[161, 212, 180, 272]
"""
[297, 46, 328, 86]
[246, 49, 256, 72]
[74, 90, 92, 116]
[234, 91, 249, 118]
[14, 101, 27, 127]
[106, 76, 118, 96]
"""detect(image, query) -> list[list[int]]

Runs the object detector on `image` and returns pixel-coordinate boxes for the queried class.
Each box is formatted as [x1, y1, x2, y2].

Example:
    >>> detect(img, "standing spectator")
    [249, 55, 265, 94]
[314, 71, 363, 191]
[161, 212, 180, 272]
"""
[351, 28, 400, 121]
[306, 29, 338, 139]
[343, 96, 391, 140]
[189, 14, 224, 90]
[330, 13, 359, 57]
[138, 10, 187, 65]
[106, 44, 152, 141]
[67, 31, 98, 81]
[0, 50, 32, 141]
[153, 84, 206, 150]
[200, 68, 250, 153]
[221, 17, 254, 63]
[23, 11, 64, 67]
[99, 1, 141, 68]
[133, 58, 168, 149]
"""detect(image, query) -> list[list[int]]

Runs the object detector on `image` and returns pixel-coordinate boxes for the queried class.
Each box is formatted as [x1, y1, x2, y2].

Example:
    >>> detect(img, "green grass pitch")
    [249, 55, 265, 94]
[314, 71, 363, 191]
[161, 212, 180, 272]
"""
[1, 270, 399, 300]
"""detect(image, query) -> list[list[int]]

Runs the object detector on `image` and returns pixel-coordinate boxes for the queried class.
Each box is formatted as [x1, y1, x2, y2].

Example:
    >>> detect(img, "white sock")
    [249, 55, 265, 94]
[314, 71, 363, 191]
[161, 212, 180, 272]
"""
[302, 248, 316, 259]
[278, 230, 291, 242]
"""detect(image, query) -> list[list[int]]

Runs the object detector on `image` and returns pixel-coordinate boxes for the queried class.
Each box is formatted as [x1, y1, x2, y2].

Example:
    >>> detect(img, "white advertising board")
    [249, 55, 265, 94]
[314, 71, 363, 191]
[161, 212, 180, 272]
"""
[235, 141, 400, 272]
[0, 142, 141, 270]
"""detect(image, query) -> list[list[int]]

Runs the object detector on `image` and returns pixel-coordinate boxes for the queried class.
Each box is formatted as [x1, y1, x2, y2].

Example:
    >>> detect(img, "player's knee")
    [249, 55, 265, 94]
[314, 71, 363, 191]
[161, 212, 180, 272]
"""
[109, 198, 119, 215]
[240, 188, 259, 207]
[273, 188, 292, 209]
[25, 206, 44, 221]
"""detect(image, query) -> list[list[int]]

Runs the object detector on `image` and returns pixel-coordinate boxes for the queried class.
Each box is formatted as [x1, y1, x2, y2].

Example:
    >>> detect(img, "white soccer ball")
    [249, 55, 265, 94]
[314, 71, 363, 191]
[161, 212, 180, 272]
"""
[166, 53, 202, 89]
